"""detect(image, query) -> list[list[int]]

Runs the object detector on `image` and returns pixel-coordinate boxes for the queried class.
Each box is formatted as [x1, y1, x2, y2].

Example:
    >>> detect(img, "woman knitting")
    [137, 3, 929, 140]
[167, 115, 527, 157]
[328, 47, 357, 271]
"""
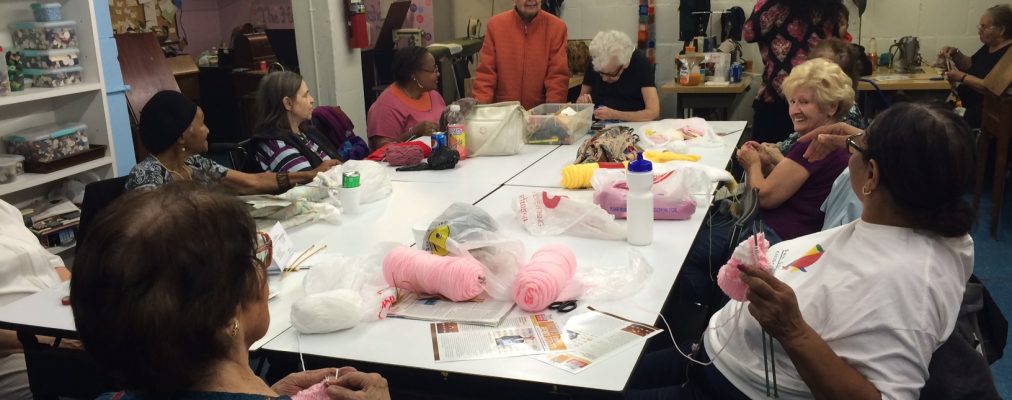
[73, 183, 391, 400]
[630, 102, 975, 400]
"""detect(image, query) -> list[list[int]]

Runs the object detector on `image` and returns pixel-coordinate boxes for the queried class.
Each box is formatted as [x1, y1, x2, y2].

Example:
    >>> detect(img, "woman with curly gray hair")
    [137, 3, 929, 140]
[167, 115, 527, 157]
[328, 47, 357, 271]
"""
[576, 30, 659, 121]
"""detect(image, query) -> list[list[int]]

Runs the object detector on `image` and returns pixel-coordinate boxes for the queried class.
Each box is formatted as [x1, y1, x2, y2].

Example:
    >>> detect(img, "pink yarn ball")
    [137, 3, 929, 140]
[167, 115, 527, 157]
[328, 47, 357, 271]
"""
[291, 380, 329, 400]
[383, 246, 486, 302]
[513, 245, 577, 312]
[716, 233, 771, 302]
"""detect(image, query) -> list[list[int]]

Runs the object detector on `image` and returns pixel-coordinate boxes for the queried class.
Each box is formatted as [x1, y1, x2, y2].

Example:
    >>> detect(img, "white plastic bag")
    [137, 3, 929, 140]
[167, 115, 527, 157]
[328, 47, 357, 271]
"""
[511, 191, 626, 240]
[637, 118, 722, 151]
[315, 160, 393, 204]
[292, 244, 399, 333]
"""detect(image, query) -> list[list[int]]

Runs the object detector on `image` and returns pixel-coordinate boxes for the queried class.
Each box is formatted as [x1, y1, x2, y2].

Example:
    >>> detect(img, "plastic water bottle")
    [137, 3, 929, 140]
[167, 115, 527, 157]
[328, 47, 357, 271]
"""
[626, 152, 653, 246]
[446, 104, 467, 160]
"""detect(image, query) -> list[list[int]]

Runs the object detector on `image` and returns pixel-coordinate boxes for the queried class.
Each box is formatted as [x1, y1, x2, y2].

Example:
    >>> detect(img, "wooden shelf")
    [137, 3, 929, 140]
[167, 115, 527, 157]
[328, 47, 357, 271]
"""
[0, 156, 114, 196]
[45, 242, 76, 255]
[0, 83, 104, 107]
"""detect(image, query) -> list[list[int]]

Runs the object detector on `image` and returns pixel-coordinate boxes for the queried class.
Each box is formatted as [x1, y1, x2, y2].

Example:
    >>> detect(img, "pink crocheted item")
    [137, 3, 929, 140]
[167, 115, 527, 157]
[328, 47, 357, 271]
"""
[386, 145, 425, 166]
[716, 233, 771, 302]
[291, 380, 328, 400]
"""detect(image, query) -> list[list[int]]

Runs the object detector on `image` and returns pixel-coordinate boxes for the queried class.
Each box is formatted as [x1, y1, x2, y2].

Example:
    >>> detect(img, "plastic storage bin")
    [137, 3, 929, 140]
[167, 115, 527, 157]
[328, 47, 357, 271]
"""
[31, 3, 62, 22]
[4, 122, 89, 163]
[24, 66, 82, 88]
[526, 103, 594, 145]
[19, 48, 80, 69]
[0, 156, 18, 184]
[11, 20, 78, 50]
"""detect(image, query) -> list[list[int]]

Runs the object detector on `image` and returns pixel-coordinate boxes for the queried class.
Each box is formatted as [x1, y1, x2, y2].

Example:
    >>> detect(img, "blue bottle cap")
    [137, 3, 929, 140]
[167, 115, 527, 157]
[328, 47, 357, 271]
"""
[628, 152, 652, 173]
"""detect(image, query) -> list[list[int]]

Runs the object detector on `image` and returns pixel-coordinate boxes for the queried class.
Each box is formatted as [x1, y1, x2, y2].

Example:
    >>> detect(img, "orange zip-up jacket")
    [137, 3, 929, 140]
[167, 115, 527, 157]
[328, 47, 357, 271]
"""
[472, 9, 570, 110]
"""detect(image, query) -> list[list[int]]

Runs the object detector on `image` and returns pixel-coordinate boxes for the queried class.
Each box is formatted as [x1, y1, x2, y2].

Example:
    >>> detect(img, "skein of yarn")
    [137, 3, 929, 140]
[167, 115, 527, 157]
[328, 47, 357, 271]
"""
[513, 244, 577, 312]
[291, 289, 365, 334]
[383, 246, 486, 302]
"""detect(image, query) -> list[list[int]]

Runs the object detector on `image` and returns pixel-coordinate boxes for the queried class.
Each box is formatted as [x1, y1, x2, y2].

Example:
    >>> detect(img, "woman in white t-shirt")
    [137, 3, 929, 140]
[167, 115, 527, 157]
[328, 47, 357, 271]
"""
[0, 199, 71, 399]
[627, 102, 976, 400]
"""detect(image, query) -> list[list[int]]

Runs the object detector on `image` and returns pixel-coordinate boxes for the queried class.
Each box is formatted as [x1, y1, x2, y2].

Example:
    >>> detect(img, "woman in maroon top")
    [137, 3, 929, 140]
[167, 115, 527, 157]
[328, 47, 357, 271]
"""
[744, 0, 845, 143]
[677, 58, 853, 306]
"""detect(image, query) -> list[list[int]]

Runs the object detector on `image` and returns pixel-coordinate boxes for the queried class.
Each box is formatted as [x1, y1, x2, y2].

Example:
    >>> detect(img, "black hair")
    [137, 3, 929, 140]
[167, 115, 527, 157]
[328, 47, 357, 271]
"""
[987, 4, 1012, 39]
[255, 70, 304, 134]
[391, 46, 431, 85]
[71, 183, 265, 399]
[862, 102, 977, 237]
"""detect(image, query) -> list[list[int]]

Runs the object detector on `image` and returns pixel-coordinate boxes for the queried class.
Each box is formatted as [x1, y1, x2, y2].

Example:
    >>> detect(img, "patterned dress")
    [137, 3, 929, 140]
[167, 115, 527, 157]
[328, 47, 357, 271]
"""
[124, 154, 229, 191]
[744, 0, 839, 104]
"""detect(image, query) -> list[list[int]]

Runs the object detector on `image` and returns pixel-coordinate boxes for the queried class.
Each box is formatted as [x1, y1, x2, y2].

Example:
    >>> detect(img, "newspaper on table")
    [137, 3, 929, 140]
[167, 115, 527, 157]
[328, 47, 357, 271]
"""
[535, 306, 662, 373]
[431, 314, 568, 362]
[389, 292, 514, 327]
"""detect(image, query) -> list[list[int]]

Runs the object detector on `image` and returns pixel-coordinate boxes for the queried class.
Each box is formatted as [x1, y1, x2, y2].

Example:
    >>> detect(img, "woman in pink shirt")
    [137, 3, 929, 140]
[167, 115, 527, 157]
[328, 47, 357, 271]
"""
[367, 47, 446, 150]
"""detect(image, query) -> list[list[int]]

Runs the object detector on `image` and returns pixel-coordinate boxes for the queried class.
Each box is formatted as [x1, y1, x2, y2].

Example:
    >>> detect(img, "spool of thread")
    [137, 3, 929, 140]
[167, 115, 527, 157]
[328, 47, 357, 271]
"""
[561, 162, 627, 189]
[383, 246, 485, 302]
[513, 245, 577, 312]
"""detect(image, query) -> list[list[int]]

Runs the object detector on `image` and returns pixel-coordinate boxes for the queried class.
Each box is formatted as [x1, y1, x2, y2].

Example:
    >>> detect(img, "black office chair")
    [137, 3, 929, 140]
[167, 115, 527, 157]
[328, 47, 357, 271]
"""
[77, 176, 130, 253]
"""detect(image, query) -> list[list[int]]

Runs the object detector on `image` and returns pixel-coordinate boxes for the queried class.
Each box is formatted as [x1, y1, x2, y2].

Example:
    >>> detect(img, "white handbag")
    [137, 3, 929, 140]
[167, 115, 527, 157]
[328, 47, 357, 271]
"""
[464, 101, 525, 156]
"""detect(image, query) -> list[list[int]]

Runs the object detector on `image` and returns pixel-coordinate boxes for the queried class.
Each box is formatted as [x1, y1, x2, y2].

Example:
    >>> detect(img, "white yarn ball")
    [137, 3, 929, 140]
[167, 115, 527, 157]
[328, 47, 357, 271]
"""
[290, 289, 364, 334]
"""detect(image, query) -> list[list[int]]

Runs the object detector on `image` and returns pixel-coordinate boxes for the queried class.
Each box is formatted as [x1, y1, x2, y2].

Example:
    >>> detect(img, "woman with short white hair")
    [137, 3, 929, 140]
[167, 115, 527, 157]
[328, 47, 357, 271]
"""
[576, 30, 660, 122]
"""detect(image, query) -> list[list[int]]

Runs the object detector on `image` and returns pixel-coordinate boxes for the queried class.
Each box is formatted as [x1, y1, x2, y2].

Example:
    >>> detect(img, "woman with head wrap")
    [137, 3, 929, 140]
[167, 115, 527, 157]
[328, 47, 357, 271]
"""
[124, 90, 337, 193]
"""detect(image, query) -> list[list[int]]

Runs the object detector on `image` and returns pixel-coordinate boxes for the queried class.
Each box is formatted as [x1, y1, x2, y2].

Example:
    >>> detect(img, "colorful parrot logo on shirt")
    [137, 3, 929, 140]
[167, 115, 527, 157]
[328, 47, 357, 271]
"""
[783, 244, 824, 273]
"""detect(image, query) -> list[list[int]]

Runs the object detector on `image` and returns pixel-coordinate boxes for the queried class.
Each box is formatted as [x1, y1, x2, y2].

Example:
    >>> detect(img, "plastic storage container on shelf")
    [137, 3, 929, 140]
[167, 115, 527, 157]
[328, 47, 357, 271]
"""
[525, 103, 594, 145]
[3, 122, 89, 163]
[31, 3, 63, 22]
[23, 66, 82, 88]
[18, 48, 80, 69]
[0, 154, 25, 184]
[11, 20, 78, 50]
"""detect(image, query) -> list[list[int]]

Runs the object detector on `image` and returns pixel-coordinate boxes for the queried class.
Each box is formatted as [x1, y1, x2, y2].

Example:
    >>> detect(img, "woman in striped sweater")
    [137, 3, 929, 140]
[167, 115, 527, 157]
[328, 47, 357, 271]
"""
[252, 71, 344, 173]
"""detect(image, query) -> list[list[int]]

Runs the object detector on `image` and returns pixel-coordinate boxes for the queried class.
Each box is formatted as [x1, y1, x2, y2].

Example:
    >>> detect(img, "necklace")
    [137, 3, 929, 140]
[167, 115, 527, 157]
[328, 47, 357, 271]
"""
[152, 155, 193, 181]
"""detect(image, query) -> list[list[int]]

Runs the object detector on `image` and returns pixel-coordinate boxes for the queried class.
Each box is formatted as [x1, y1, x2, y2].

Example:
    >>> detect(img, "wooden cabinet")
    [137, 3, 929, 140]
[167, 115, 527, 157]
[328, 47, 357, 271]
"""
[976, 93, 1012, 238]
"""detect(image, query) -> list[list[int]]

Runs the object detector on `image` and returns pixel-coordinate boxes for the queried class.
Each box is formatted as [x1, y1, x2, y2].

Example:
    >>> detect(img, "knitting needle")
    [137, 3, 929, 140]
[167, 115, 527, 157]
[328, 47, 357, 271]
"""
[283, 244, 327, 278]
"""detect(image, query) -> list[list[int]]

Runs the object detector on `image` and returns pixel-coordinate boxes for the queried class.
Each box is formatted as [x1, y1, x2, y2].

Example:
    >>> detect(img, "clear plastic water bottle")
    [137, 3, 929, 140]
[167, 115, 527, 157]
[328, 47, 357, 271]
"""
[446, 104, 467, 159]
[626, 152, 654, 246]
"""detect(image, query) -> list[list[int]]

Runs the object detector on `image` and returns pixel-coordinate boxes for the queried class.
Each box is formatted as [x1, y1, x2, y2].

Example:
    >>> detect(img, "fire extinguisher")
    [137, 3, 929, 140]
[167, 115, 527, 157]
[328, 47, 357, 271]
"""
[347, 0, 368, 49]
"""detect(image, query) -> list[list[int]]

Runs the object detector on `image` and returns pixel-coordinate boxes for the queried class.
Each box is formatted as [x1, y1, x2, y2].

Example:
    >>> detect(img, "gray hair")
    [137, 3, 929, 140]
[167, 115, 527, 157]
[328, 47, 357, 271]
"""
[589, 30, 635, 72]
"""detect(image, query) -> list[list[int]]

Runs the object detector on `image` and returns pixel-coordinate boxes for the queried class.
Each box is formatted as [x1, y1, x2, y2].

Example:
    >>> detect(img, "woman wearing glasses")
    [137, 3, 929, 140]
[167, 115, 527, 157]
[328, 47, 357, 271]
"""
[73, 183, 392, 400]
[631, 103, 976, 400]
[367, 46, 446, 150]
[575, 30, 660, 122]
[252, 71, 346, 174]
[939, 4, 1012, 128]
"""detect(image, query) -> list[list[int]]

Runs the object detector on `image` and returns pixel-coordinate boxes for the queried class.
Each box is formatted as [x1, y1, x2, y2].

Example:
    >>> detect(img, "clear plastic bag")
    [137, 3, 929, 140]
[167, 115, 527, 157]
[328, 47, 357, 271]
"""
[636, 118, 722, 151]
[315, 160, 392, 204]
[591, 167, 701, 220]
[295, 243, 400, 331]
[574, 248, 653, 301]
[421, 203, 526, 300]
[511, 191, 626, 240]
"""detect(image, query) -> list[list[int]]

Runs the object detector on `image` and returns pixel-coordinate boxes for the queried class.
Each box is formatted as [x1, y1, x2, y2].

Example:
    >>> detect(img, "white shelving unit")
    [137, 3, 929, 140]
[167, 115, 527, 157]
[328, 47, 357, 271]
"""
[0, 0, 116, 206]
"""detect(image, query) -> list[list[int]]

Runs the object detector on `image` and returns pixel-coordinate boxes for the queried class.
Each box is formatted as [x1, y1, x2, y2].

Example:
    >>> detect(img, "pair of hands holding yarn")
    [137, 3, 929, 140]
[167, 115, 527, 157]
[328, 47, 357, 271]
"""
[272, 367, 391, 400]
[737, 264, 813, 346]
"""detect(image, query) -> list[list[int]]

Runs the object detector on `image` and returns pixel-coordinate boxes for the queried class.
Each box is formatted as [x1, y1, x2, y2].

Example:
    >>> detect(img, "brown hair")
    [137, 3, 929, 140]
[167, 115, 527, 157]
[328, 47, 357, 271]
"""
[71, 183, 264, 399]
[810, 38, 865, 89]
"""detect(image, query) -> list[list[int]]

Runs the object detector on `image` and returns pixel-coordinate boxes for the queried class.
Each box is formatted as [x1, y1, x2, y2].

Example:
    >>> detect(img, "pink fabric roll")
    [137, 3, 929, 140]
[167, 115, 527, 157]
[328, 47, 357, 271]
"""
[717, 233, 771, 302]
[513, 244, 577, 312]
[383, 246, 486, 302]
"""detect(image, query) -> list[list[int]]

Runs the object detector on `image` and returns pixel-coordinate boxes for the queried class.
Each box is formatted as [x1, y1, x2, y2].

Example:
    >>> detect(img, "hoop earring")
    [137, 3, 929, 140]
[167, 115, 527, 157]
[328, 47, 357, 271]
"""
[230, 319, 239, 337]
[862, 186, 872, 196]
[414, 78, 423, 89]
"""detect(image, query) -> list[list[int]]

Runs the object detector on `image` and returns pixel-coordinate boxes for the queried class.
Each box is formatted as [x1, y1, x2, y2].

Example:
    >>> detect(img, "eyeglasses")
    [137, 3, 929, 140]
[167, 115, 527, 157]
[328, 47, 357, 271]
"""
[846, 131, 866, 155]
[254, 231, 273, 272]
[418, 65, 439, 73]
[978, 24, 995, 31]
[599, 65, 626, 78]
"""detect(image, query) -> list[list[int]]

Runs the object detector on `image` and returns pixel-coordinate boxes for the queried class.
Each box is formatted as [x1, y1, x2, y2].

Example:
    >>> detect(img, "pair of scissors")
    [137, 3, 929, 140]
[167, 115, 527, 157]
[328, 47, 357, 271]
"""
[548, 300, 578, 313]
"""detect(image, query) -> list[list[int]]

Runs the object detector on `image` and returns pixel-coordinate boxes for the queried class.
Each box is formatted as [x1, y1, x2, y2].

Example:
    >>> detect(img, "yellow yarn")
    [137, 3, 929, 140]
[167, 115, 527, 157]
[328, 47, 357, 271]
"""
[561, 163, 600, 189]
[642, 150, 701, 163]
